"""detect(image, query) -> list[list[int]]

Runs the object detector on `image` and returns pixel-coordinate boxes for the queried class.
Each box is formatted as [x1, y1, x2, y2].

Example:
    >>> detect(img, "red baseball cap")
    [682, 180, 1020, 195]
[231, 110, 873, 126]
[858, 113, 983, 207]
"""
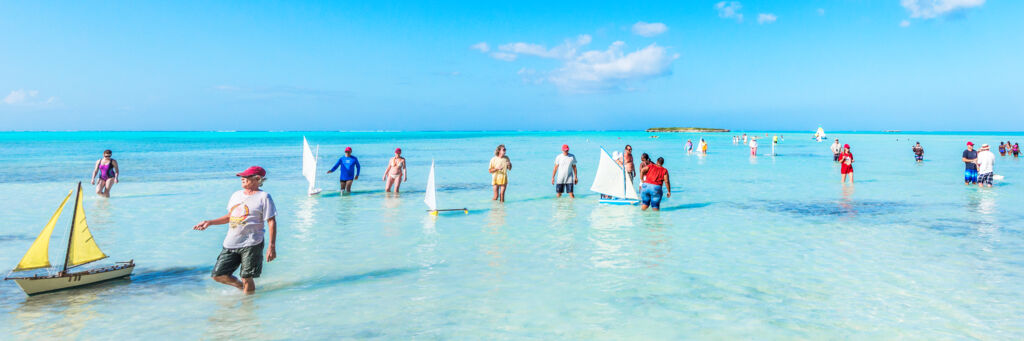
[562, 144, 569, 151]
[843, 144, 850, 148]
[395, 148, 402, 153]
[966, 141, 974, 146]
[236, 166, 266, 177]
[345, 147, 353, 152]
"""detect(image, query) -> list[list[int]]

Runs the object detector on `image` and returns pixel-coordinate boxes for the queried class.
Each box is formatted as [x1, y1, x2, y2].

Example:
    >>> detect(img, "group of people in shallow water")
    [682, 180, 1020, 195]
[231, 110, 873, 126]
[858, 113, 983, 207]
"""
[86, 135, 1010, 294]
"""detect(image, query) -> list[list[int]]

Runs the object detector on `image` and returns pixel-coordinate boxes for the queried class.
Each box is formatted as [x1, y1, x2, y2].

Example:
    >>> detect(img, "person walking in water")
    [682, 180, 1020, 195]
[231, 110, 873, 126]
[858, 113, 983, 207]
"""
[749, 137, 758, 157]
[623, 145, 636, 181]
[685, 139, 693, 154]
[489, 144, 511, 202]
[999, 142, 1007, 156]
[328, 147, 361, 193]
[830, 139, 841, 161]
[912, 142, 924, 162]
[382, 148, 407, 193]
[699, 138, 708, 155]
[962, 142, 979, 185]
[1014, 143, 1020, 158]
[552, 144, 578, 198]
[90, 149, 119, 198]
[192, 166, 277, 294]
[839, 144, 854, 184]
[976, 144, 995, 188]
[640, 157, 670, 211]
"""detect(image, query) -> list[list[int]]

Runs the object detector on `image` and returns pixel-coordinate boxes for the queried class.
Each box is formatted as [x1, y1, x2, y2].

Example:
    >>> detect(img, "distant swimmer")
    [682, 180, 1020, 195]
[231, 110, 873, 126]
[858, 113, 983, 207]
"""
[1014, 143, 1020, 158]
[999, 142, 1006, 156]
[489, 144, 511, 202]
[913, 142, 924, 162]
[640, 157, 670, 211]
[685, 139, 693, 154]
[382, 148, 407, 193]
[192, 166, 277, 294]
[699, 138, 708, 155]
[839, 144, 854, 184]
[90, 149, 119, 198]
[962, 142, 978, 185]
[749, 137, 758, 157]
[327, 147, 361, 193]
[552, 144, 578, 198]
[976, 144, 995, 188]
[742, 133, 748, 144]
[831, 139, 841, 161]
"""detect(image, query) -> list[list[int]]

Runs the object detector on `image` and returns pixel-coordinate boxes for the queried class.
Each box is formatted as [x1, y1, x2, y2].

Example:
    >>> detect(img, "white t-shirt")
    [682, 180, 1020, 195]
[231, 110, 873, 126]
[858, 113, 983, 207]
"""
[977, 150, 995, 174]
[750, 140, 758, 148]
[831, 143, 841, 154]
[224, 190, 277, 249]
[554, 153, 577, 184]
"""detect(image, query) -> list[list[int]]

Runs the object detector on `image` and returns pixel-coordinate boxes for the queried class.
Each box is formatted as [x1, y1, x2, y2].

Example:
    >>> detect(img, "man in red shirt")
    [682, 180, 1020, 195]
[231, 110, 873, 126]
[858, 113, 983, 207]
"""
[640, 157, 671, 211]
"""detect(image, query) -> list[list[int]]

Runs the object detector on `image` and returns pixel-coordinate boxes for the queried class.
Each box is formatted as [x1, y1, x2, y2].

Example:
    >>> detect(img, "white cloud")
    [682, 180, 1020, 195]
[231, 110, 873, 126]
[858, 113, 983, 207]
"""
[496, 34, 592, 60]
[3, 89, 57, 106]
[632, 21, 668, 37]
[490, 52, 517, 61]
[900, 0, 985, 19]
[548, 42, 678, 93]
[817, 8, 825, 16]
[758, 13, 777, 24]
[715, 1, 744, 22]
[471, 42, 490, 53]
[900, 20, 911, 27]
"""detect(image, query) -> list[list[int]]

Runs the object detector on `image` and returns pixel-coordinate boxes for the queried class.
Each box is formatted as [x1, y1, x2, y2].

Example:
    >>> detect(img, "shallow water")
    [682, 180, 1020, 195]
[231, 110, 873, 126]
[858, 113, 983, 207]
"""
[1, 131, 1022, 339]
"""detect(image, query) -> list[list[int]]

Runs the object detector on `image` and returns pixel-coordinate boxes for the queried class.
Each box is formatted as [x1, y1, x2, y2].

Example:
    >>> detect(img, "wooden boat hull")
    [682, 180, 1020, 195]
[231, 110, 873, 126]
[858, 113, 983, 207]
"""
[8, 263, 135, 295]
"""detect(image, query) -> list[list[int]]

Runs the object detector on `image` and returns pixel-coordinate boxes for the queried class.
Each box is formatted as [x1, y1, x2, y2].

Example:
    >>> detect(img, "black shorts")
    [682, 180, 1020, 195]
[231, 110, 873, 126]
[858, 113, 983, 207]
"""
[212, 242, 264, 278]
[556, 183, 574, 193]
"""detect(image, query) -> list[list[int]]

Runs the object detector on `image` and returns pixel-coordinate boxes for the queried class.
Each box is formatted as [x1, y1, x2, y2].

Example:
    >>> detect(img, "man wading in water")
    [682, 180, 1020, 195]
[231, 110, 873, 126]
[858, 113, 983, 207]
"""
[193, 166, 278, 294]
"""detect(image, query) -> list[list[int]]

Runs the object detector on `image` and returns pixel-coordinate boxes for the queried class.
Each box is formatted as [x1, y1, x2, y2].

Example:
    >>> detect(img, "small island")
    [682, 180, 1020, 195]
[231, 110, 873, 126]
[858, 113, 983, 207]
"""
[646, 127, 730, 133]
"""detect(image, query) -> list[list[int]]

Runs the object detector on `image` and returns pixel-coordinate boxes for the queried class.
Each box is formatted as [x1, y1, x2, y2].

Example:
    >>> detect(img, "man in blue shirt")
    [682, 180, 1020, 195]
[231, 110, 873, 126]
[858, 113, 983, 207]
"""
[328, 146, 361, 193]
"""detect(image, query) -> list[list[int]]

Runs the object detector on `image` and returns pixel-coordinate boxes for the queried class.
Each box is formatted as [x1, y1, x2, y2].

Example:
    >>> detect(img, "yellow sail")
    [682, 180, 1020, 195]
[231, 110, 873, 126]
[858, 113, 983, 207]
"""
[14, 191, 73, 271]
[66, 185, 107, 267]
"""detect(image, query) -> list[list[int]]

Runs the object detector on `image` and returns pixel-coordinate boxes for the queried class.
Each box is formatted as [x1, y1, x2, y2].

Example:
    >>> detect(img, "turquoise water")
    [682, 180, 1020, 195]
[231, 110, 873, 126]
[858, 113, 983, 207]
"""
[1, 131, 1023, 339]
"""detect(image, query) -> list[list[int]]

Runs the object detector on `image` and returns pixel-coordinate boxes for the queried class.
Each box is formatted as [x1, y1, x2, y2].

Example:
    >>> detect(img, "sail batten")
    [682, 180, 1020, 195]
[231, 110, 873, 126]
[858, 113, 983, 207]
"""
[65, 184, 107, 268]
[13, 191, 73, 271]
[424, 161, 438, 211]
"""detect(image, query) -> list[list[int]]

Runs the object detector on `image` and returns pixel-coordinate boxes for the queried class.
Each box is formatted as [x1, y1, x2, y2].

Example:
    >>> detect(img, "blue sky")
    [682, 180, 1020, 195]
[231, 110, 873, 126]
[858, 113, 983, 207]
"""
[1, 0, 1021, 131]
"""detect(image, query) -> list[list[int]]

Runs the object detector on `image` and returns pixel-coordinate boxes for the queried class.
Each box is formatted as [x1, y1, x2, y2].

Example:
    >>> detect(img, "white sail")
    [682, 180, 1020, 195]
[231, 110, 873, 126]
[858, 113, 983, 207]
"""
[590, 147, 638, 199]
[302, 137, 321, 195]
[424, 161, 437, 211]
[815, 127, 826, 138]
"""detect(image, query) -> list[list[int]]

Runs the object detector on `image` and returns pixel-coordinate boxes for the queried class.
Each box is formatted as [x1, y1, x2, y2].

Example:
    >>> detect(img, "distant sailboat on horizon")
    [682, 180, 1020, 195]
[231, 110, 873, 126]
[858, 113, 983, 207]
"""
[5, 183, 135, 295]
[591, 147, 640, 205]
[814, 126, 827, 141]
[303, 137, 322, 196]
[425, 160, 467, 216]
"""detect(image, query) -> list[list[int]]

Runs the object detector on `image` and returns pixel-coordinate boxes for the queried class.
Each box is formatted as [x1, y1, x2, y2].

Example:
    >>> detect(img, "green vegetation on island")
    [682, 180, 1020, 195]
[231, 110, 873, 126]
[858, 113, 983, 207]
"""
[646, 127, 730, 133]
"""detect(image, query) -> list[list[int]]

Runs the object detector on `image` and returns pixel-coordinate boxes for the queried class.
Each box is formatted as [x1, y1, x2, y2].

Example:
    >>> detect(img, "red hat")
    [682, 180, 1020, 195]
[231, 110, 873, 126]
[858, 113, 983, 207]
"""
[562, 144, 569, 151]
[966, 141, 974, 146]
[843, 144, 850, 148]
[395, 148, 402, 153]
[236, 166, 266, 177]
[345, 147, 352, 152]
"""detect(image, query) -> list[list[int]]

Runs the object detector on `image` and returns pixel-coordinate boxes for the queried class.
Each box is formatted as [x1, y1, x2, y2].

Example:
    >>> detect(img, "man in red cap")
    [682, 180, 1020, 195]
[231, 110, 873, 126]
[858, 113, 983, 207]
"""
[383, 147, 407, 193]
[192, 166, 278, 294]
[962, 142, 978, 185]
[552, 144, 578, 198]
[328, 147, 361, 193]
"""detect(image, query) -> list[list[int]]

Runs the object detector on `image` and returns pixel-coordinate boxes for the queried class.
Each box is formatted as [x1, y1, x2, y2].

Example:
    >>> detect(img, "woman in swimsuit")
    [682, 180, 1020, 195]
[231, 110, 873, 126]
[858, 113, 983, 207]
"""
[489, 144, 511, 202]
[839, 144, 854, 185]
[91, 149, 119, 197]
[382, 148, 407, 193]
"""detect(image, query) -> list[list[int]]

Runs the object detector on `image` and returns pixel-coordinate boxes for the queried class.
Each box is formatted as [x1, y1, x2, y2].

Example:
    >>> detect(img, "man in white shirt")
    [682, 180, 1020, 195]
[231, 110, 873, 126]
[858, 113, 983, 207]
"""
[193, 166, 278, 294]
[976, 144, 996, 188]
[831, 139, 841, 161]
[552, 144, 578, 198]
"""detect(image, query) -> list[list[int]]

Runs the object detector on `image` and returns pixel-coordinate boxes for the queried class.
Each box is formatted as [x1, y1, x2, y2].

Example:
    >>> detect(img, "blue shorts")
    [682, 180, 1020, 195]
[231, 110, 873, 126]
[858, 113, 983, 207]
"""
[640, 183, 663, 208]
[555, 183, 573, 193]
[965, 169, 978, 183]
[915, 154, 923, 161]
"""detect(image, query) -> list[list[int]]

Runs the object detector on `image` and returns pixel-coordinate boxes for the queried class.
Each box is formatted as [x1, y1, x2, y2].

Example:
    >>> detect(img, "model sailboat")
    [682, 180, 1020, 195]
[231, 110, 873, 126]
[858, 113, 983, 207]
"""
[814, 127, 827, 141]
[425, 160, 467, 216]
[591, 147, 640, 205]
[303, 137, 322, 196]
[5, 183, 134, 295]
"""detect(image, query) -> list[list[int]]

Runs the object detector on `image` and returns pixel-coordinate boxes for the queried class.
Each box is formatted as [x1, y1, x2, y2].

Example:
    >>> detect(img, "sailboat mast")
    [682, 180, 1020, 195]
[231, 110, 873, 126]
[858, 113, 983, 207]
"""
[61, 182, 82, 274]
